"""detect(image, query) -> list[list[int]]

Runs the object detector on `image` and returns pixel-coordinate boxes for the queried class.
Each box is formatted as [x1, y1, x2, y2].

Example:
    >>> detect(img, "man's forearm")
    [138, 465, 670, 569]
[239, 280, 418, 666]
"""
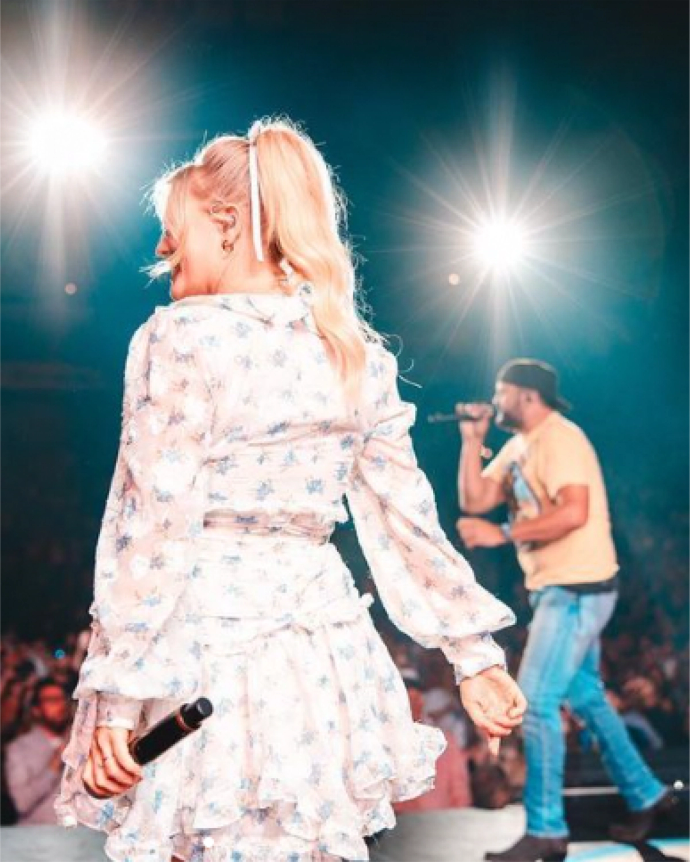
[458, 440, 491, 512]
[510, 504, 585, 544]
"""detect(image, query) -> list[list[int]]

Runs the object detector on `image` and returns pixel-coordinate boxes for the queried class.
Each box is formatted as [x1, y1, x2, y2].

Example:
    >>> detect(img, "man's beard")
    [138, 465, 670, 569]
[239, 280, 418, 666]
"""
[43, 716, 70, 734]
[496, 409, 522, 432]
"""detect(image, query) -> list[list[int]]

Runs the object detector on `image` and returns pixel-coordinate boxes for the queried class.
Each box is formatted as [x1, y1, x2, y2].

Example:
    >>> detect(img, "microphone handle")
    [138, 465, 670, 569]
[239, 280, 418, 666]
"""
[130, 697, 213, 766]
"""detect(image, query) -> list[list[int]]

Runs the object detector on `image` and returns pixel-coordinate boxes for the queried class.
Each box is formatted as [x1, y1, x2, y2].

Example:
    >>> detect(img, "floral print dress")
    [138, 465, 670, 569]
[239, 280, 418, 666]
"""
[55, 291, 515, 862]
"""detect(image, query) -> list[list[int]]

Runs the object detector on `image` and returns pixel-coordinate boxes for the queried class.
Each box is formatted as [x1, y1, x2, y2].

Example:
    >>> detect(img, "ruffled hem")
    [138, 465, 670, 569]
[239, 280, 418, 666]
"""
[169, 721, 444, 861]
[182, 608, 446, 859]
[99, 719, 443, 862]
[57, 599, 447, 862]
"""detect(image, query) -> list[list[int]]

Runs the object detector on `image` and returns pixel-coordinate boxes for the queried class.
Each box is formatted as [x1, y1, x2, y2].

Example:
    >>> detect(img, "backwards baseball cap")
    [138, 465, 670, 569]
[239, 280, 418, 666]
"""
[497, 358, 572, 413]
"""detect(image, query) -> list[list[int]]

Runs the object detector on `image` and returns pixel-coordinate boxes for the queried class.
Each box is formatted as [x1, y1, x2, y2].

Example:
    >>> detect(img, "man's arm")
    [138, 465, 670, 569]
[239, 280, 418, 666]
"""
[457, 408, 507, 514]
[458, 440, 506, 513]
[458, 485, 588, 549]
[509, 485, 588, 543]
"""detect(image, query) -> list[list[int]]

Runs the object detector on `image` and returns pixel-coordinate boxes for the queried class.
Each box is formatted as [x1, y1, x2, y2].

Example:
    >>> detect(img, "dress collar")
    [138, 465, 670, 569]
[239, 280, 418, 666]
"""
[161, 291, 318, 331]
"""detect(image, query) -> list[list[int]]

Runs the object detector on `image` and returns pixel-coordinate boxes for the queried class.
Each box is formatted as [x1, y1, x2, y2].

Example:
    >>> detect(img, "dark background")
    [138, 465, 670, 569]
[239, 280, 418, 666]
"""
[1, 0, 687, 639]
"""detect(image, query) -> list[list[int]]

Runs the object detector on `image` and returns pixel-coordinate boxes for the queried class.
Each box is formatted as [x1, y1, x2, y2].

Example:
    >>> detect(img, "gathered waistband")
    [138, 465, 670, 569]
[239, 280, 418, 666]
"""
[188, 516, 355, 624]
[202, 509, 333, 544]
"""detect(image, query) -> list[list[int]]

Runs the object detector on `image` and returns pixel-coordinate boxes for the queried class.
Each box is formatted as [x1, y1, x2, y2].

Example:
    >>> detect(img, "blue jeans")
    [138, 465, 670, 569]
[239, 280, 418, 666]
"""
[518, 586, 666, 838]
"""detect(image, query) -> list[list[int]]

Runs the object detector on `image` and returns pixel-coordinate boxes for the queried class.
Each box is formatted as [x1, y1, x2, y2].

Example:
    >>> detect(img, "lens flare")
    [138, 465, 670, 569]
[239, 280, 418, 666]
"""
[472, 218, 528, 273]
[28, 111, 107, 176]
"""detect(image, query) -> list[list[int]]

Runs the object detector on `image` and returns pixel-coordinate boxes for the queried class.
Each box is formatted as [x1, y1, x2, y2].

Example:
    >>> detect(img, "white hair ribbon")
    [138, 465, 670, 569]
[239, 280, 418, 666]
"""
[248, 141, 264, 262]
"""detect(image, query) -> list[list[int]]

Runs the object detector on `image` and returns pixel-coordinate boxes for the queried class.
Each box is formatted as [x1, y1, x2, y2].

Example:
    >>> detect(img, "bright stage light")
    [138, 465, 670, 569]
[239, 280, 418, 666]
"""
[28, 111, 107, 176]
[472, 218, 528, 273]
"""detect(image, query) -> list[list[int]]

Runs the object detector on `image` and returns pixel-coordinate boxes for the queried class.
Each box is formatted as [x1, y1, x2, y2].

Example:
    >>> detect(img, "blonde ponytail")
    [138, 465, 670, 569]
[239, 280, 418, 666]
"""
[250, 117, 380, 403]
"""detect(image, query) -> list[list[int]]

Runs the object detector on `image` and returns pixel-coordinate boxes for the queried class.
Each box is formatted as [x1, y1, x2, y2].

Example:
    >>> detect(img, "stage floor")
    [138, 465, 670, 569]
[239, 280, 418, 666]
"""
[1, 806, 688, 862]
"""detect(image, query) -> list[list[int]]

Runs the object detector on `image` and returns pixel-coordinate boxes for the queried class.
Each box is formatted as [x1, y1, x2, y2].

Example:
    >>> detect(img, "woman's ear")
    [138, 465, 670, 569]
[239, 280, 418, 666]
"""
[210, 202, 240, 238]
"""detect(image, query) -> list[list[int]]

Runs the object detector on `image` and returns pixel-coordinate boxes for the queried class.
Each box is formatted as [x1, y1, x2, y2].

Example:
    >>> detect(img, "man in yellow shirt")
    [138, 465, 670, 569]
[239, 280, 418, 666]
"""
[457, 359, 671, 862]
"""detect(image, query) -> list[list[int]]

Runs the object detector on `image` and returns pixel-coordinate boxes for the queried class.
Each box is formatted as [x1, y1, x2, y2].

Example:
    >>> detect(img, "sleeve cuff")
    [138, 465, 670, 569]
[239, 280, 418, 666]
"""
[451, 633, 507, 683]
[96, 693, 142, 730]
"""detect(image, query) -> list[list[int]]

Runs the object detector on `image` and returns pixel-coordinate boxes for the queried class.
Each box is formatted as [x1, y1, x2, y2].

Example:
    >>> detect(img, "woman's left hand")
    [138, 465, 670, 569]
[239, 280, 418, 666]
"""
[458, 665, 527, 756]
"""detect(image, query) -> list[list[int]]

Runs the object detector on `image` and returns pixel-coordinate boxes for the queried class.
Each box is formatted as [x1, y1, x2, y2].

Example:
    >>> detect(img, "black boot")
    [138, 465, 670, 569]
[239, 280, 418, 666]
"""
[484, 834, 569, 862]
[609, 789, 679, 844]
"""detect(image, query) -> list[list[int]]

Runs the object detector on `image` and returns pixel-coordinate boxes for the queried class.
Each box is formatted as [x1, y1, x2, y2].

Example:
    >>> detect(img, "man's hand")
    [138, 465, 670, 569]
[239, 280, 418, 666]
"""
[82, 726, 143, 799]
[456, 403, 493, 443]
[459, 665, 527, 756]
[457, 517, 508, 549]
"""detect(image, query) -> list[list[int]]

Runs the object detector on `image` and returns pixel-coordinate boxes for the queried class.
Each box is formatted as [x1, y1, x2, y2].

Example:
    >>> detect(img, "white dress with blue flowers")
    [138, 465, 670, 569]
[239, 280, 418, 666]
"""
[55, 291, 515, 862]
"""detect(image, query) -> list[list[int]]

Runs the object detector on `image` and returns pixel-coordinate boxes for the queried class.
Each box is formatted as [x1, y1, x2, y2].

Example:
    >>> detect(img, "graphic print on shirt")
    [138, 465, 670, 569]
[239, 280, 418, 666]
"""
[506, 459, 541, 521]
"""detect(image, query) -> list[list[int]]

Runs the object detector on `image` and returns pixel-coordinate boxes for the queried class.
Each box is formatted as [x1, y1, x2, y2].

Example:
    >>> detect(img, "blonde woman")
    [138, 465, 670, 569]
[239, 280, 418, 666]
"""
[55, 117, 526, 862]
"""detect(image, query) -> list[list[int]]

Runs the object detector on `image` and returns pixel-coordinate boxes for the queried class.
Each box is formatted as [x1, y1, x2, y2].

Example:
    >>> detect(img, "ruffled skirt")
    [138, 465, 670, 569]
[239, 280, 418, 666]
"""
[57, 532, 447, 862]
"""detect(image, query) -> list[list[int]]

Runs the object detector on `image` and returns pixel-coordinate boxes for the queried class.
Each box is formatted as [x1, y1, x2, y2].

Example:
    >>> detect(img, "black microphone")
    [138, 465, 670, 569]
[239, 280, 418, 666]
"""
[130, 697, 213, 766]
[428, 406, 494, 424]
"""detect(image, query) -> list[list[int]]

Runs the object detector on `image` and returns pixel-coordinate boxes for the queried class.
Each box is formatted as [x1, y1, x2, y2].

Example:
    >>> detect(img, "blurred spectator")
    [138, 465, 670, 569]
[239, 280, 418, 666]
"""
[4, 678, 72, 825]
[605, 689, 663, 753]
[617, 675, 687, 750]
[465, 725, 516, 810]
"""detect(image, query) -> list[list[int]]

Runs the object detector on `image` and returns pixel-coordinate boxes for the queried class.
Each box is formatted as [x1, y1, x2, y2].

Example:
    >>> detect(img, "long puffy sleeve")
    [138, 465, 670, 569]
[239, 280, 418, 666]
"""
[74, 307, 215, 712]
[347, 346, 516, 682]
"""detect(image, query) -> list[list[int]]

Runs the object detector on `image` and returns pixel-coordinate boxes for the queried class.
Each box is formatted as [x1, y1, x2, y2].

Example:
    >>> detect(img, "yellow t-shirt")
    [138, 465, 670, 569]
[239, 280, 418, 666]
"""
[482, 412, 618, 591]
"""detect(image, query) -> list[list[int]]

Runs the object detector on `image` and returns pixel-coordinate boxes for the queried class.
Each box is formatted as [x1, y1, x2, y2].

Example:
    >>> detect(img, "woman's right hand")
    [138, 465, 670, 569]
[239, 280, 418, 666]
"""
[459, 665, 527, 756]
[83, 726, 143, 799]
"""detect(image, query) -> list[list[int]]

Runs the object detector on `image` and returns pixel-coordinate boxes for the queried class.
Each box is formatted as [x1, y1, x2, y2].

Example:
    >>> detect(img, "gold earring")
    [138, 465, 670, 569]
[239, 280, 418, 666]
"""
[222, 239, 234, 255]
